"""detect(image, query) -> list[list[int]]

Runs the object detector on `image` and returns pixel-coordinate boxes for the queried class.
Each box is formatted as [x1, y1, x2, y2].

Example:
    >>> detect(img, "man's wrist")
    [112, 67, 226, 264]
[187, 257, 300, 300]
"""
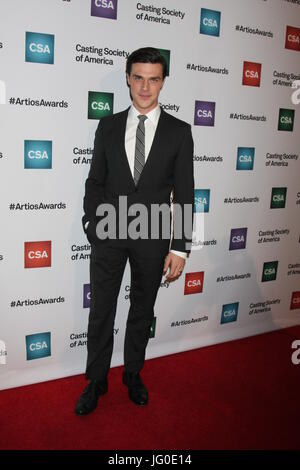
[170, 250, 187, 260]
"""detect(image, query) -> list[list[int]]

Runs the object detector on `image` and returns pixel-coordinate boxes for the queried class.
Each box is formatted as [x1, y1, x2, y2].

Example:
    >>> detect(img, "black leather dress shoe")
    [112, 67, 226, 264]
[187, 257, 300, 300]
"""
[122, 371, 148, 406]
[75, 380, 108, 416]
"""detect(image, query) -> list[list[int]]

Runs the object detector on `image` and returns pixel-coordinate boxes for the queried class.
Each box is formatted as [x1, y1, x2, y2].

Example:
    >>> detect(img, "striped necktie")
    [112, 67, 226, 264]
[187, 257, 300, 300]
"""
[134, 114, 148, 186]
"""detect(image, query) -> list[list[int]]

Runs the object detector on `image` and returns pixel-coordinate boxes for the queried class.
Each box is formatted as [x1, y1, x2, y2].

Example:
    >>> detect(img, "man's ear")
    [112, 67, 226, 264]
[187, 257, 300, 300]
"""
[126, 73, 130, 88]
[161, 78, 166, 90]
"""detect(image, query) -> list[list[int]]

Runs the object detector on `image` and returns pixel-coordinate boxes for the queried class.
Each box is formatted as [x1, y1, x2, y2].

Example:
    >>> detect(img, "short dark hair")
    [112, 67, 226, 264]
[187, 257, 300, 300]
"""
[126, 47, 167, 79]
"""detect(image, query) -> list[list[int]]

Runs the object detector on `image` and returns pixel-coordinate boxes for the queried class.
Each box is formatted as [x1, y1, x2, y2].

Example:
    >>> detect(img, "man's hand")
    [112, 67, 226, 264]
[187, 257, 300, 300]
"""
[163, 252, 185, 282]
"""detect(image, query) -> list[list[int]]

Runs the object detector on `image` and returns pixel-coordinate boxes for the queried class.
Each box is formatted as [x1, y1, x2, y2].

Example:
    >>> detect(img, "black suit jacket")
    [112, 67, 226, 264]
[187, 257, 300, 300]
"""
[83, 107, 194, 257]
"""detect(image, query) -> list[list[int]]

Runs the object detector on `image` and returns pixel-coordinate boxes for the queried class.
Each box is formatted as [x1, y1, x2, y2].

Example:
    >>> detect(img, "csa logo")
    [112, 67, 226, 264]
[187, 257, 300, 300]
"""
[25, 32, 54, 64]
[91, 0, 118, 20]
[194, 189, 210, 213]
[261, 261, 278, 282]
[278, 108, 295, 132]
[24, 241, 51, 269]
[24, 140, 52, 169]
[150, 317, 156, 338]
[158, 48, 170, 76]
[88, 91, 114, 119]
[290, 291, 300, 310]
[194, 101, 215, 126]
[221, 302, 239, 324]
[83, 284, 91, 308]
[229, 228, 247, 251]
[236, 147, 255, 170]
[270, 187, 287, 209]
[242, 61, 262, 87]
[200, 8, 221, 37]
[285, 26, 300, 52]
[26, 332, 51, 361]
[184, 272, 204, 295]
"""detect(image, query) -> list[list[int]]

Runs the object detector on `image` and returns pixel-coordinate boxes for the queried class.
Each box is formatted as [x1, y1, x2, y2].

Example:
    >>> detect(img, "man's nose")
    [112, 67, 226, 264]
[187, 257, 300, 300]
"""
[142, 79, 150, 90]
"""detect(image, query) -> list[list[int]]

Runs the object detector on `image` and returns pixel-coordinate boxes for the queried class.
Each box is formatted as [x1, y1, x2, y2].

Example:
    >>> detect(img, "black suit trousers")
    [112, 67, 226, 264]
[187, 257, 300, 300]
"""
[85, 238, 166, 381]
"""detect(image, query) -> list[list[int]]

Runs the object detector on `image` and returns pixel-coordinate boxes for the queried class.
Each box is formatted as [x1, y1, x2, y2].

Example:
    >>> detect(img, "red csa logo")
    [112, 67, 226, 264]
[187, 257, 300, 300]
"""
[184, 272, 204, 295]
[290, 291, 300, 310]
[285, 26, 300, 52]
[24, 241, 51, 268]
[242, 61, 262, 87]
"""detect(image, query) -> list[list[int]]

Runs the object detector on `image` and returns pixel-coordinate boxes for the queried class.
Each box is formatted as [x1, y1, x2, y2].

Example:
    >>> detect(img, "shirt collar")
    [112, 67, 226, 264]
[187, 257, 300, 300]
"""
[128, 104, 161, 126]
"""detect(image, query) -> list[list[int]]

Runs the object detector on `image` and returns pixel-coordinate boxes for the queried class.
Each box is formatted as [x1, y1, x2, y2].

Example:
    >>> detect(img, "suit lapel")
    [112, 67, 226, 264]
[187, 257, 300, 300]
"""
[114, 107, 136, 189]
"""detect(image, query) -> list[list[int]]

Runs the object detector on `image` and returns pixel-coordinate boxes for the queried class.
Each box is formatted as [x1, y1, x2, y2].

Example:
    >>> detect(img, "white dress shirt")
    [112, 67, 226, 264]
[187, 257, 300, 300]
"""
[125, 104, 186, 260]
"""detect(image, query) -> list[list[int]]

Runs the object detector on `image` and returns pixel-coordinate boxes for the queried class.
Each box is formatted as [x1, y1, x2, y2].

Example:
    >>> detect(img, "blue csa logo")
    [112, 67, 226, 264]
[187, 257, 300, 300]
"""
[221, 302, 239, 324]
[25, 32, 54, 64]
[26, 332, 51, 360]
[236, 147, 255, 170]
[200, 8, 221, 37]
[194, 189, 210, 213]
[24, 140, 52, 169]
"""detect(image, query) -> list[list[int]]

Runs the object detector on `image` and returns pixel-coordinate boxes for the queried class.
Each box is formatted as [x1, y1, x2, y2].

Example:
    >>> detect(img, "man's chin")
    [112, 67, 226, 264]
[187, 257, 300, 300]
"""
[135, 100, 157, 112]
[139, 100, 152, 107]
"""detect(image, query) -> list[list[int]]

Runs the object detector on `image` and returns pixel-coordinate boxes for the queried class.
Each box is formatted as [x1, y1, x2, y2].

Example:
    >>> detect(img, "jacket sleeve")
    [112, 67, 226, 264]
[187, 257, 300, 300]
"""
[170, 124, 194, 253]
[82, 120, 107, 229]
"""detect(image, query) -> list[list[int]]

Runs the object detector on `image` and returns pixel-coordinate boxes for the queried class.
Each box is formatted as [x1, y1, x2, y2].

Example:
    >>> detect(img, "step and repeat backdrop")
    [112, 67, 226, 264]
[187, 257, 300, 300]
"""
[0, 0, 300, 389]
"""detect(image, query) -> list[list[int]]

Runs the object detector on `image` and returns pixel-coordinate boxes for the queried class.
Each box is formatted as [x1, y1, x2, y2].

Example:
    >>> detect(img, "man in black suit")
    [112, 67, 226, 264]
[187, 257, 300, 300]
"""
[75, 47, 194, 415]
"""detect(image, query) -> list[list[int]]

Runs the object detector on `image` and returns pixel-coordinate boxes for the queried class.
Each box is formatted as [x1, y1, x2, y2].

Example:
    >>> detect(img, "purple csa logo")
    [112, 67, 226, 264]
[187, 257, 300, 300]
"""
[229, 228, 247, 250]
[83, 284, 91, 309]
[91, 0, 118, 20]
[194, 101, 215, 126]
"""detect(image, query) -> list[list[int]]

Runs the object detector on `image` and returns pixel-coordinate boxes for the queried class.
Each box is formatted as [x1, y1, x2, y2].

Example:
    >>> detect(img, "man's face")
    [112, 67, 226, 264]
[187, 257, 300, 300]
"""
[126, 62, 165, 114]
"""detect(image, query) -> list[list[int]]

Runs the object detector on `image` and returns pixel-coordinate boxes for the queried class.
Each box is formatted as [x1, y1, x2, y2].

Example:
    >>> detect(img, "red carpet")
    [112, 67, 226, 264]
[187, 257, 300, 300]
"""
[1, 326, 300, 450]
